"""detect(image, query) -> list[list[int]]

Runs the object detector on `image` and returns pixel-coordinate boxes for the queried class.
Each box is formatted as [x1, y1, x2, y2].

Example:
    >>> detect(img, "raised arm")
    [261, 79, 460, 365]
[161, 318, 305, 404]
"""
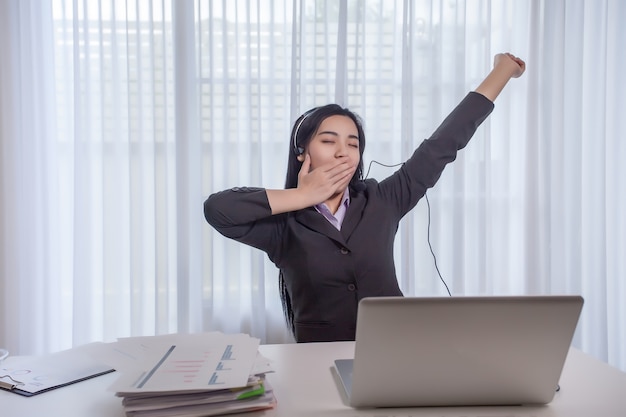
[474, 53, 526, 102]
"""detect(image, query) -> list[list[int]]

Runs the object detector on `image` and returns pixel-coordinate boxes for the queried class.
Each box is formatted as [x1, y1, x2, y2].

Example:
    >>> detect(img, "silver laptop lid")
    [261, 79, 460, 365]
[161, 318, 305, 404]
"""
[348, 295, 584, 408]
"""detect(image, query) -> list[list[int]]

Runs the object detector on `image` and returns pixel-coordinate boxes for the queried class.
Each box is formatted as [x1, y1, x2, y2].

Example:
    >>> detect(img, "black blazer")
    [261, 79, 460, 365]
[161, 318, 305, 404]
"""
[204, 92, 494, 342]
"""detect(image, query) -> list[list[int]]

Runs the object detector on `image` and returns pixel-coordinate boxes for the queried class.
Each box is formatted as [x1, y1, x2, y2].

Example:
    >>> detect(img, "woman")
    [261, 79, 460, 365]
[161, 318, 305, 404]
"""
[204, 53, 526, 342]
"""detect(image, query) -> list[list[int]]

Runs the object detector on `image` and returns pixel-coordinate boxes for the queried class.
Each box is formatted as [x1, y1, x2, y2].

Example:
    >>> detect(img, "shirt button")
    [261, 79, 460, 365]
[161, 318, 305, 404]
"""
[340, 247, 349, 255]
[347, 284, 356, 291]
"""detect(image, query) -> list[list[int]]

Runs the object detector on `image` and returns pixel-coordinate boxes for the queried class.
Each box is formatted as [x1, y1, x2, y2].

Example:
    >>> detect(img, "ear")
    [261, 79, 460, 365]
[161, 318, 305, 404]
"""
[296, 154, 305, 162]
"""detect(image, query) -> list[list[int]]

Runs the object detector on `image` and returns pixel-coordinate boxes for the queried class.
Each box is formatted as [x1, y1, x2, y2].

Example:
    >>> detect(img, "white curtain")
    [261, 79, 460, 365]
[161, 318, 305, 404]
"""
[1, 0, 624, 372]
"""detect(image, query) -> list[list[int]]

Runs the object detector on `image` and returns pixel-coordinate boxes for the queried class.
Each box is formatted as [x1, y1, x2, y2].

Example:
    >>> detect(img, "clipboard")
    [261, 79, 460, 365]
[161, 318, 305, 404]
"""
[0, 368, 115, 397]
[0, 343, 115, 397]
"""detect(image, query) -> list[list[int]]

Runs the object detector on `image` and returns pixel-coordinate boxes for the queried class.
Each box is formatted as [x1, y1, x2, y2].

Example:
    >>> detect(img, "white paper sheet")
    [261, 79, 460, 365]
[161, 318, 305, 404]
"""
[107, 333, 261, 394]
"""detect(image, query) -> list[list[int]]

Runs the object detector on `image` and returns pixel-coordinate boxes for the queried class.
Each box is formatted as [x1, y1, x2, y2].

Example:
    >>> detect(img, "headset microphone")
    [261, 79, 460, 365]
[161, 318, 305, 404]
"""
[353, 181, 367, 192]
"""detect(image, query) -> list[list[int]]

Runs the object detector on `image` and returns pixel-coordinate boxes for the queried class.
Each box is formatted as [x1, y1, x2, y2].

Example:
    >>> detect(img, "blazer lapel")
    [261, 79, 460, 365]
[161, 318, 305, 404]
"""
[295, 207, 346, 245]
[340, 189, 366, 241]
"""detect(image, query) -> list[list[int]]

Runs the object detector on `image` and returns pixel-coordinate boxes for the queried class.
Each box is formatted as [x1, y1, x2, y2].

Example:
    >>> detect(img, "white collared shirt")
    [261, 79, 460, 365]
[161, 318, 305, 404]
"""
[314, 188, 350, 230]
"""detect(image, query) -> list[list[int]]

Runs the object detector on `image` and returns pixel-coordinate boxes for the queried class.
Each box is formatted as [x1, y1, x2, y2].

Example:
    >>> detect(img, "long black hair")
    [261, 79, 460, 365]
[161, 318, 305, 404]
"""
[279, 104, 367, 337]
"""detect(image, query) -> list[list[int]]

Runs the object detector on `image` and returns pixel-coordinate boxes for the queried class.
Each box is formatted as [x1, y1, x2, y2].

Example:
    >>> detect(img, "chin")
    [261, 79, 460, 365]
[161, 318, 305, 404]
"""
[333, 186, 349, 198]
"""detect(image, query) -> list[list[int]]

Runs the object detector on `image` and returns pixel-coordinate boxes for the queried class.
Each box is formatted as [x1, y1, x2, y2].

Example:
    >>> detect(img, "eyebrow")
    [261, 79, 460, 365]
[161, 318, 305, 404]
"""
[316, 130, 359, 140]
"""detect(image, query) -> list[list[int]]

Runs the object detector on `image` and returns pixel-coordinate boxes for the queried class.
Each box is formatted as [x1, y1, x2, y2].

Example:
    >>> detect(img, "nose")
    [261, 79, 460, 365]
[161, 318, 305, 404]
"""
[335, 142, 349, 158]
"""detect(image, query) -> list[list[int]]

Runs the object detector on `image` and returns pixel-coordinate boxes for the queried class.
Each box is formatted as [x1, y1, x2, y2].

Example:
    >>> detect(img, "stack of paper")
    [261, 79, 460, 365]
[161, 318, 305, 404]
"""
[96, 332, 276, 417]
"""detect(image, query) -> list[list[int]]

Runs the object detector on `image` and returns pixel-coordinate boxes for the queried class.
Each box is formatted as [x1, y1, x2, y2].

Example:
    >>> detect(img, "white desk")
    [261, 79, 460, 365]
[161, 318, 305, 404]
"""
[3, 341, 626, 416]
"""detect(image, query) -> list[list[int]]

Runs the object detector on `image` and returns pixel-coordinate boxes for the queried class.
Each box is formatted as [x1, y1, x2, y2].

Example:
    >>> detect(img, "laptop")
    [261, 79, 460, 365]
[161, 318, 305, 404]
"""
[334, 295, 584, 408]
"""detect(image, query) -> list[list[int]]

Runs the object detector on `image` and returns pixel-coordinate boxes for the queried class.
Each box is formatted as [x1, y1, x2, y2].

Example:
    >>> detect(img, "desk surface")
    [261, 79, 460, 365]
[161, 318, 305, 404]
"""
[3, 341, 626, 417]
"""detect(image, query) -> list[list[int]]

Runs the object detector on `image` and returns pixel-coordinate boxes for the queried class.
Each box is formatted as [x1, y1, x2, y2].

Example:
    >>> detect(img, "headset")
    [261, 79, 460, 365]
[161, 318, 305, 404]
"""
[292, 108, 318, 156]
